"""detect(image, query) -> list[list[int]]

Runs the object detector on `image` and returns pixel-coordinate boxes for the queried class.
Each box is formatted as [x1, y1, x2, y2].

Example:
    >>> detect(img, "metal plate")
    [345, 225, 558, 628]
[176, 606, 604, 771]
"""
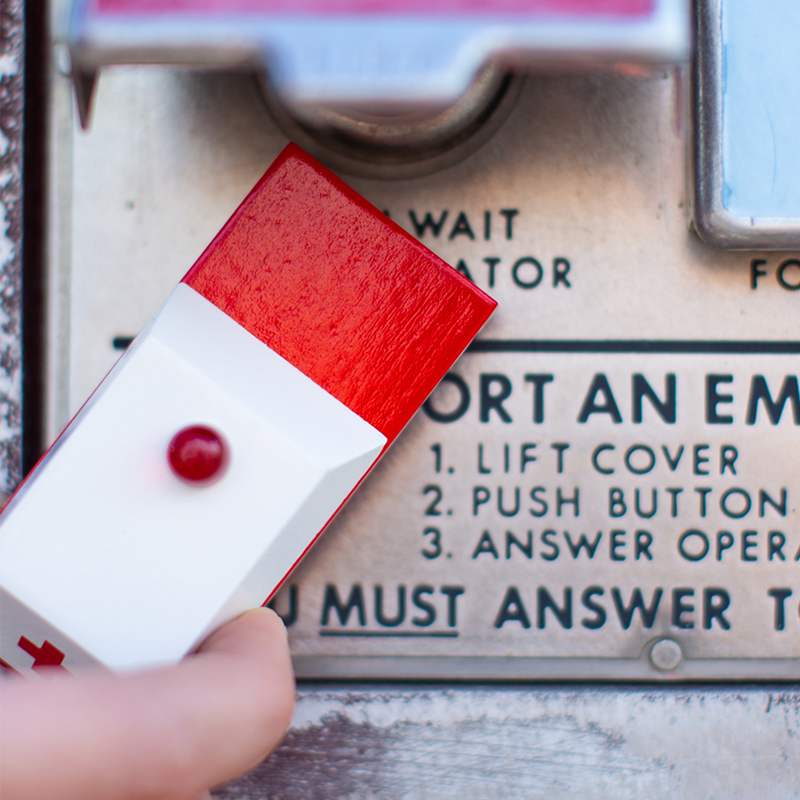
[53, 65, 800, 681]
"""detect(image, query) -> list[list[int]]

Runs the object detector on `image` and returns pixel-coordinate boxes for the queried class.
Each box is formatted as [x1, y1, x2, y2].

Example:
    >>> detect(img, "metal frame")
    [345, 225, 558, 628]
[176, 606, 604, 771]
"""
[67, 0, 689, 126]
[295, 654, 800, 682]
[693, 0, 800, 249]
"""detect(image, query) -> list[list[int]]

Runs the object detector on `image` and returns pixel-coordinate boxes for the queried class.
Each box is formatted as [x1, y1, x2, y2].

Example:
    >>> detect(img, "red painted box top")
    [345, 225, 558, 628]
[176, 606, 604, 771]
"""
[183, 144, 496, 444]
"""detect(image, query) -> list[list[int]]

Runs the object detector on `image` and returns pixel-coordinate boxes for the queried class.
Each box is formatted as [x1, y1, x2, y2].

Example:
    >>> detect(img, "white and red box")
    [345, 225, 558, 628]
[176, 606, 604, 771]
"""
[0, 145, 495, 676]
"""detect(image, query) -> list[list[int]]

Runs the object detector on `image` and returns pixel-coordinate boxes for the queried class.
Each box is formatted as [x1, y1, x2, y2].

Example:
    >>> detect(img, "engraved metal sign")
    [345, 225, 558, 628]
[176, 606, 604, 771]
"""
[54, 67, 799, 680]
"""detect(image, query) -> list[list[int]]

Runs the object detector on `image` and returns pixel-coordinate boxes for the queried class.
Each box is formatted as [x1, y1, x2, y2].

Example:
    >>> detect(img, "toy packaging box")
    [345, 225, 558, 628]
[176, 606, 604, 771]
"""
[0, 144, 496, 676]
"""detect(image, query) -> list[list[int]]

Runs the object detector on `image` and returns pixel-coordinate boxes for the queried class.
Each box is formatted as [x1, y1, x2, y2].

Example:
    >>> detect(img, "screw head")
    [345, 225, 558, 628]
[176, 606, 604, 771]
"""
[650, 638, 683, 671]
[167, 425, 229, 486]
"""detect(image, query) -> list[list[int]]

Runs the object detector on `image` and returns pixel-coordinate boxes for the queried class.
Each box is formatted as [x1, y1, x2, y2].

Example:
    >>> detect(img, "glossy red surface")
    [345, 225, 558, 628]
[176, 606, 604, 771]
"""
[167, 425, 229, 485]
[183, 144, 496, 445]
[93, 0, 654, 17]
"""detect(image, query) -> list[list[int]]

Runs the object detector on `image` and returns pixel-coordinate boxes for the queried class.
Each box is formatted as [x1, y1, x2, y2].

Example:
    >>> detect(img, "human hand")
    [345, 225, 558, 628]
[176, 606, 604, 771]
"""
[0, 607, 295, 800]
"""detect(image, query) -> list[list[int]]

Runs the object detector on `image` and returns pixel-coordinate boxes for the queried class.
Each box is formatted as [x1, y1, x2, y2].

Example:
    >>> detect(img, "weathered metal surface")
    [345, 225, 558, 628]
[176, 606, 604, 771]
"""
[0, 0, 24, 495]
[216, 684, 800, 798]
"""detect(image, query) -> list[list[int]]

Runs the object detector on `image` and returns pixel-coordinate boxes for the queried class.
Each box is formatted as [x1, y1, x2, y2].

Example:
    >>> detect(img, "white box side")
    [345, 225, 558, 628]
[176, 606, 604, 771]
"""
[0, 288, 385, 671]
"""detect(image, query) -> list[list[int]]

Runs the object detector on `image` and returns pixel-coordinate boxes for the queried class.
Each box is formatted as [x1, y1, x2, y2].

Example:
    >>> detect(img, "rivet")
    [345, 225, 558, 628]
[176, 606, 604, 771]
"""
[650, 638, 683, 671]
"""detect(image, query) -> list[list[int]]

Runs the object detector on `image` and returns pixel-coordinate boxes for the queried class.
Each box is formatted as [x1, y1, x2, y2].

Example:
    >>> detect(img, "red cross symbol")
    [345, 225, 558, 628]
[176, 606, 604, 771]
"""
[18, 636, 67, 672]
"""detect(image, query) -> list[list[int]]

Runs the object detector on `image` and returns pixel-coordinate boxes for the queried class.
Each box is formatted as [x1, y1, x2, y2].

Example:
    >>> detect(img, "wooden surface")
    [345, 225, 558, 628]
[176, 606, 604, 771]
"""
[217, 683, 800, 798]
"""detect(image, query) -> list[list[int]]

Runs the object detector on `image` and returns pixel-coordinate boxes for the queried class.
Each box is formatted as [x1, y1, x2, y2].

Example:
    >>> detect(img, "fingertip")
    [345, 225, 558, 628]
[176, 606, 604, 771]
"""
[0, 607, 297, 800]
[193, 606, 296, 749]
[197, 607, 289, 658]
[244, 606, 290, 637]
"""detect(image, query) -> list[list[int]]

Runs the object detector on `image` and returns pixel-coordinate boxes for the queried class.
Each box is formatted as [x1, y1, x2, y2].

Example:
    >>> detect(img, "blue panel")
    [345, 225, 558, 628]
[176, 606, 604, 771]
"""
[722, 0, 800, 218]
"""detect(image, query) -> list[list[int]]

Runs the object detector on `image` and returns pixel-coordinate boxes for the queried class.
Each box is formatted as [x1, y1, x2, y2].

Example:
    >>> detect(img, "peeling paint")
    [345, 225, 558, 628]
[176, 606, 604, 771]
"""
[216, 686, 800, 799]
[0, 0, 24, 493]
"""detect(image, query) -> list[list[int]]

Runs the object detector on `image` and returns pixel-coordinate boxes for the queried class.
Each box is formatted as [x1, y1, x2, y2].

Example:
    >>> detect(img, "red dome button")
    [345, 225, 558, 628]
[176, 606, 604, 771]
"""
[167, 425, 229, 485]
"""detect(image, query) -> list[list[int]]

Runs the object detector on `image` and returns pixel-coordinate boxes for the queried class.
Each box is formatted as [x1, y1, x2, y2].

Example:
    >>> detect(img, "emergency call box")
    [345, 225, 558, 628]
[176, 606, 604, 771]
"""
[26, 0, 800, 681]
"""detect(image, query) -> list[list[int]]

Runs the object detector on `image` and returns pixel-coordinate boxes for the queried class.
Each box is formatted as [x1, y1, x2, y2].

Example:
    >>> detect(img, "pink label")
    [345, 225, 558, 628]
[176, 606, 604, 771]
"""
[93, 0, 654, 17]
